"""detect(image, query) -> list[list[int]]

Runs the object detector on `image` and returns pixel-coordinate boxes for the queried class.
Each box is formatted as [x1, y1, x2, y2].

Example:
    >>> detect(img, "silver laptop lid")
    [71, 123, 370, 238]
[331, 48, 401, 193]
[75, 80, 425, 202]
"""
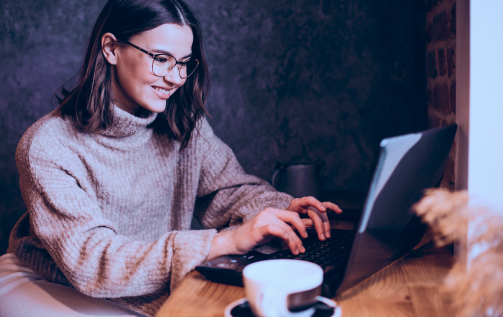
[335, 124, 457, 295]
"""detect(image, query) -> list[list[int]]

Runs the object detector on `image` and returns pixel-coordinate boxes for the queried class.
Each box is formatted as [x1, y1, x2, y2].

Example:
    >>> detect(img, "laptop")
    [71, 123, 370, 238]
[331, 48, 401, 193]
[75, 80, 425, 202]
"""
[196, 124, 457, 297]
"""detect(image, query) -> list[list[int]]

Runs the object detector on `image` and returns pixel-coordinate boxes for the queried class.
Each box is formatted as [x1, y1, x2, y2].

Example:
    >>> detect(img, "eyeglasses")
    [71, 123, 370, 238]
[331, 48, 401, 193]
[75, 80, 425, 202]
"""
[121, 40, 199, 79]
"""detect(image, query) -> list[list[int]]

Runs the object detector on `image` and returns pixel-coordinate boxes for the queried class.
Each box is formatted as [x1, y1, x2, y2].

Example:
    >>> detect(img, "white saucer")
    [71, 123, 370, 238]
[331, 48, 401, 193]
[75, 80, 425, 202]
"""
[224, 296, 342, 317]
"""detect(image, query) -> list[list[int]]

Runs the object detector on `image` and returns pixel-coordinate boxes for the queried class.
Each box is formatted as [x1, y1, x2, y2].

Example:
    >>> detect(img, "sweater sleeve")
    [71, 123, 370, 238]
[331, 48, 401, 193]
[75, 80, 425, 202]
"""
[193, 119, 294, 229]
[15, 129, 216, 298]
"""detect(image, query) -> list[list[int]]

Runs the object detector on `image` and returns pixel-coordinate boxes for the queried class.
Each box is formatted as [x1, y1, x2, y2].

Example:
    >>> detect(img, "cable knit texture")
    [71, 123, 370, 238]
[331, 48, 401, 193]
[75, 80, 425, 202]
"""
[8, 106, 293, 316]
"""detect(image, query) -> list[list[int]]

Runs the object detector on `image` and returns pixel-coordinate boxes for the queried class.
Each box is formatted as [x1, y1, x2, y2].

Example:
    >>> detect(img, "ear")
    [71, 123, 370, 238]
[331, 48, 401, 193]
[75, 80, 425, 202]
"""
[101, 33, 119, 65]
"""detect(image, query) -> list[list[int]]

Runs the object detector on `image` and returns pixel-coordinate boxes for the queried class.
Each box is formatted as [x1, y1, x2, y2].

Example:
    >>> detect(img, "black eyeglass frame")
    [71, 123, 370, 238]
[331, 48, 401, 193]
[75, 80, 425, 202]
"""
[120, 40, 199, 79]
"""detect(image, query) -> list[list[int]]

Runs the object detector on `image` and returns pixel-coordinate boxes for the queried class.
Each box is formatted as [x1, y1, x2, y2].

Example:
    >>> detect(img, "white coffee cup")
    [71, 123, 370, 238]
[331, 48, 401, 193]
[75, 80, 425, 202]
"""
[242, 259, 323, 317]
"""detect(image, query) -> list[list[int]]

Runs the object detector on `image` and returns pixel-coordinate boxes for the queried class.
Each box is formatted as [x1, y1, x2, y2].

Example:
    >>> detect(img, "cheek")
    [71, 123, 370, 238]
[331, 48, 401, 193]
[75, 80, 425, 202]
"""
[116, 59, 156, 97]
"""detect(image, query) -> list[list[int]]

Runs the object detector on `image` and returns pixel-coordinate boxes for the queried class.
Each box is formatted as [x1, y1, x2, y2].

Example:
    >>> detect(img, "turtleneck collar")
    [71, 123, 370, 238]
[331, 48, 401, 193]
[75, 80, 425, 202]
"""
[100, 106, 158, 138]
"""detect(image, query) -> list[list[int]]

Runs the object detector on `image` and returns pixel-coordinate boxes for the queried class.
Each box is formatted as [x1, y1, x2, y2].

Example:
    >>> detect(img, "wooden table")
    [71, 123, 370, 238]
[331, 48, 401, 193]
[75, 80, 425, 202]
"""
[156, 230, 455, 317]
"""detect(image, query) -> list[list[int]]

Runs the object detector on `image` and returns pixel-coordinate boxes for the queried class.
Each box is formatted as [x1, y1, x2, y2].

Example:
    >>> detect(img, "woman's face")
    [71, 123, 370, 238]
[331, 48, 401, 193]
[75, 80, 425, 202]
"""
[104, 23, 194, 115]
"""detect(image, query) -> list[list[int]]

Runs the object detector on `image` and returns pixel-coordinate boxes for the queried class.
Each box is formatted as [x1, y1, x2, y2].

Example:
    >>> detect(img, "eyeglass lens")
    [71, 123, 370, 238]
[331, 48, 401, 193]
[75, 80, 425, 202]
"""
[152, 55, 199, 79]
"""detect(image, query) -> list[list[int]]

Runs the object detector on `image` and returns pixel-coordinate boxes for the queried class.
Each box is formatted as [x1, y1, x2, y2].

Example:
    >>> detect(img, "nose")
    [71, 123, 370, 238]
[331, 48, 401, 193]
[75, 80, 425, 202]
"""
[163, 67, 184, 85]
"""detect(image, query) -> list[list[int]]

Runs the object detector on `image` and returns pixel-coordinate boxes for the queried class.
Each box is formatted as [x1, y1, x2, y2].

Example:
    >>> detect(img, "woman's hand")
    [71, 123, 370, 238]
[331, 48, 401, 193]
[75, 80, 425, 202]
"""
[286, 196, 342, 241]
[207, 198, 342, 261]
[208, 207, 309, 260]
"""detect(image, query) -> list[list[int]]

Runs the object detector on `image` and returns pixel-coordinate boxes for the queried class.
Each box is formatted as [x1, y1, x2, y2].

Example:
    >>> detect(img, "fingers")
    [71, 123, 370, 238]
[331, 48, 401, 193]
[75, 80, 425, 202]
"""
[307, 206, 328, 241]
[322, 213, 331, 238]
[289, 197, 342, 215]
[291, 196, 326, 214]
[322, 201, 343, 214]
[273, 209, 308, 239]
[288, 197, 328, 239]
[288, 197, 343, 241]
[301, 218, 313, 227]
[261, 223, 305, 255]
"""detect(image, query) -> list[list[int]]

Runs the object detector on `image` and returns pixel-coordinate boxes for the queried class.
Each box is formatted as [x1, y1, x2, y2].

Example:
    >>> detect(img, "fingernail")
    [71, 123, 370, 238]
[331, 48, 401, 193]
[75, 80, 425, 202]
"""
[295, 247, 299, 254]
[301, 246, 306, 253]
[321, 233, 325, 240]
[326, 231, 331, 238]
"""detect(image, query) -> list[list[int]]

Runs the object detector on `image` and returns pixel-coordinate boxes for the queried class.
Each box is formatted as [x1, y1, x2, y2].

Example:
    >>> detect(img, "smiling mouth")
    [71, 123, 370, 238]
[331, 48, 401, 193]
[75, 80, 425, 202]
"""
[152, 86, 171, 95]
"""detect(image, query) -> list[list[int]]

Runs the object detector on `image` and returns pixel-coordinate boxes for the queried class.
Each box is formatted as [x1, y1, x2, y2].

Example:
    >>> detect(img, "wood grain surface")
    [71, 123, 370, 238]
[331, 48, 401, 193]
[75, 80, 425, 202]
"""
[157, 228, 455, 317]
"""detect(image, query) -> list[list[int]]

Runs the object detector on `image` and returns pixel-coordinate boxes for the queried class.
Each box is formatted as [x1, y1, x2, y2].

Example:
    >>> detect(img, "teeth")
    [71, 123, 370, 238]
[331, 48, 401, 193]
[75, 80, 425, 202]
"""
[153, 87, 169, 94]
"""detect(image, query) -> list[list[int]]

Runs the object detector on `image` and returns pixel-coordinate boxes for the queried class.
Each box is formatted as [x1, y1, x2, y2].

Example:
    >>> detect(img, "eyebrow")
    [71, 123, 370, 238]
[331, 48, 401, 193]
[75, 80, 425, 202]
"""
[152, 49, 192, 60]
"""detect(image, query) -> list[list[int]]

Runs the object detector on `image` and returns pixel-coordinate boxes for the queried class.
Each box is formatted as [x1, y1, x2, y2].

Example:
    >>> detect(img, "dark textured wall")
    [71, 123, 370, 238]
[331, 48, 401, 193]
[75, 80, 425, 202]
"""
[0, 0, 427, 254]
[0, 0, 108, 254]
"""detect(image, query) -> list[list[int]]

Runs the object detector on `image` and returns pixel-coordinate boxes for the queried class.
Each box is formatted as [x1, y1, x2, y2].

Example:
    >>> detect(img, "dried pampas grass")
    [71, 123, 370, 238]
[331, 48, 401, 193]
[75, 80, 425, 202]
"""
[414, 188, 503, 317]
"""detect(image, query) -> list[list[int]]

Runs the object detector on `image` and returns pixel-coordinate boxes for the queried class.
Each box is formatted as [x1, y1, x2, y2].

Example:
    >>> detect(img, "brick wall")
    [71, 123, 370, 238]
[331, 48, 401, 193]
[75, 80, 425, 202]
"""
[426, 0, 456, 189]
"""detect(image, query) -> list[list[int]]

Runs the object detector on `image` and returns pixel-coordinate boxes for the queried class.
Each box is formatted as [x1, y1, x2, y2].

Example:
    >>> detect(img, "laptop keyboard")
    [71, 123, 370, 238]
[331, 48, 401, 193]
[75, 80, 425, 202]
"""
[195, 228, 356, 288]
[267, 229, 355, 268]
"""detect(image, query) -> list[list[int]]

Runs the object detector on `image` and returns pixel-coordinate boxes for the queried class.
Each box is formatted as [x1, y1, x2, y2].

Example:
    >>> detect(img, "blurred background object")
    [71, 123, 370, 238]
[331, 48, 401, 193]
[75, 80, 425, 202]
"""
[272, 161, 324, 199]
[414, 188, 503, 317]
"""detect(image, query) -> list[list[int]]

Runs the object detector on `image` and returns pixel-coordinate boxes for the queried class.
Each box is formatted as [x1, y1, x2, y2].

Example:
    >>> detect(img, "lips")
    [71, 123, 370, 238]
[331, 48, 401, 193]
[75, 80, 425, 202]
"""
[152, 86, 171, 99]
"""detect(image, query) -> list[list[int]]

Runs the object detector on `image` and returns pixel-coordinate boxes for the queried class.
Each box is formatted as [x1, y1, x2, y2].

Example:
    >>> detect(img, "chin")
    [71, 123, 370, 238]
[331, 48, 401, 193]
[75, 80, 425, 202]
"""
[142, 101, 167, 113]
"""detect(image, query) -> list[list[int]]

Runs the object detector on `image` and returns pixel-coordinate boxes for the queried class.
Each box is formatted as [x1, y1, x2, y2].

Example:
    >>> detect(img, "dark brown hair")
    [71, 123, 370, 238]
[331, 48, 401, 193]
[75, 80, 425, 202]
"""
[59, 0, 210, 150]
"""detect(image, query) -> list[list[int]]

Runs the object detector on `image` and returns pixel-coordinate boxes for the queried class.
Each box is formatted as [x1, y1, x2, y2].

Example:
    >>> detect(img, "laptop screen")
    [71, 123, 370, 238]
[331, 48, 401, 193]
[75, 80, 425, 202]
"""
[336, 124, 457, 294]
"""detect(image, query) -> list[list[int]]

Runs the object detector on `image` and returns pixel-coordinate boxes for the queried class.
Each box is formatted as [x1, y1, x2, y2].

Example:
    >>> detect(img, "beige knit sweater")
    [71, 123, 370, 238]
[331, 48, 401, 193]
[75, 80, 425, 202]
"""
[8, 106, 293, 316]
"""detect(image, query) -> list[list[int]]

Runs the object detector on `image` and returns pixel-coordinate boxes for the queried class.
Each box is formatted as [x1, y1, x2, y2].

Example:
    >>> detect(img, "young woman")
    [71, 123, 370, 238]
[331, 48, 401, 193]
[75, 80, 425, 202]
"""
[0, 0, 341, 316]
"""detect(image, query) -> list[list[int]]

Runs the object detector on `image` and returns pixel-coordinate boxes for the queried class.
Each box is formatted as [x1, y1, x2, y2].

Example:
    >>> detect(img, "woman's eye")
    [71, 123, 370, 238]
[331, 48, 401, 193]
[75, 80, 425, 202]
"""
[155, 57, 168, 63]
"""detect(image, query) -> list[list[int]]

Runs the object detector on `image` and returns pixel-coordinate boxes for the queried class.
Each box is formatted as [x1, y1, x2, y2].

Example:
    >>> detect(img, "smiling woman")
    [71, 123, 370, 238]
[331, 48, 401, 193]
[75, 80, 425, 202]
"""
[101, 24, 195, 115]
[58, 0, 211, 150]
[0, 0, 340, 316]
